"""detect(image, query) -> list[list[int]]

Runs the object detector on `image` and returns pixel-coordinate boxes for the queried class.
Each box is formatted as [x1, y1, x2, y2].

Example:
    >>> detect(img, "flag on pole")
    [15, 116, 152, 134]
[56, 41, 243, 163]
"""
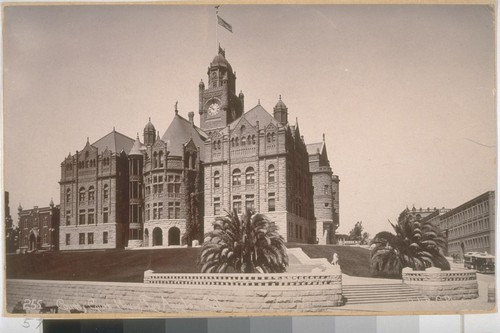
[217, 15, 233, 33]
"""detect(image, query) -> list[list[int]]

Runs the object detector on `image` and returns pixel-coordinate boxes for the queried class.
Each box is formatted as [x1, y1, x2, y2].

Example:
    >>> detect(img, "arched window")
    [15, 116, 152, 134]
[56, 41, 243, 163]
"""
[231, 138, 235, 147]
[153, 152, 158, 168]
[88, 186, 95, 201]
[214, 171, 220, 188]
[267, 133, 271, 143]
[159, 151, 164, 168]
[66, 188, 71, 203]
[79, 187, 86, 202]
[213, 141, 217, 150]
[217, 140, 221, 149]
[241, 137, 246, 146]
[268, 165, 275, 183]
[252, 135, 256, 145]
[232, 169, 241, 186]
[235, 138, 239, 146]
[245, 167, 255, 185]
[103, 184, 109, 200]
[247, 135, 252, 145]
[272, 132, 276, 142]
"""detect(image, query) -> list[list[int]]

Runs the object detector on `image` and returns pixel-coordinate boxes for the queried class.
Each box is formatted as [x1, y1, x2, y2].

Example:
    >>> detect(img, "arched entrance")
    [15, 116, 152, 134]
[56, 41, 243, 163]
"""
[144, 229, 149, 247]
[152, 227, 163, 246]
[168, 227, 180, 246]
[29, 230, 40, 252]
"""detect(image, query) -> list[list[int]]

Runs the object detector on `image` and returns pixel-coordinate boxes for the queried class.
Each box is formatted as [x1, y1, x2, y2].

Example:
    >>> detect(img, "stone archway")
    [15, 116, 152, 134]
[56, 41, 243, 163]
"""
[168, 227, 180, 246]
[152, 227, 163, 246]
[144, 229, 149, 247]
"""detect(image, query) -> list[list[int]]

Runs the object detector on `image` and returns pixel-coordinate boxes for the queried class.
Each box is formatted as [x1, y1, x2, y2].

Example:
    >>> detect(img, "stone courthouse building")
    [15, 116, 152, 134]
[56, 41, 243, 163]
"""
[58, 49, 340, 250]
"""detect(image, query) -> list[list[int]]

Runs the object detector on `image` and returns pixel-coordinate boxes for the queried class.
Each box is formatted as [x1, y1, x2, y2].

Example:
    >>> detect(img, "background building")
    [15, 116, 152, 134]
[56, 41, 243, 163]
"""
[18, 200, 59, 252]
[439, 191, 495, 258]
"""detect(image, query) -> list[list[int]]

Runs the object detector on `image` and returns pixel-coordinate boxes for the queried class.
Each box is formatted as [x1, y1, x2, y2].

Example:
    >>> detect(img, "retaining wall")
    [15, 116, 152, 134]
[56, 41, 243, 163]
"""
[402, 267, 479, 300]
[7, 270, 342, 315]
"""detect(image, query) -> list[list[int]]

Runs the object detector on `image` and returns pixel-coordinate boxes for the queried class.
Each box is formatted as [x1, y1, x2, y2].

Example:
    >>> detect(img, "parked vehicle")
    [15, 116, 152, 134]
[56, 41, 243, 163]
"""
[464, 252, 495, 274]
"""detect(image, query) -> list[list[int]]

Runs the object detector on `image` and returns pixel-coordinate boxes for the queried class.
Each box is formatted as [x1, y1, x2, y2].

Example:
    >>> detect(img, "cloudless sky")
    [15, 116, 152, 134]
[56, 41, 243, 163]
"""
[3, 4, 496, 236]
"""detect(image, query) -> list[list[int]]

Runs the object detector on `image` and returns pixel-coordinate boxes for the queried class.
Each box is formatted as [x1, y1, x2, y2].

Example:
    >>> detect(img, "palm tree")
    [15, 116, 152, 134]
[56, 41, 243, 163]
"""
[200, 210, 288, 273]
[370, 214, 450, 276]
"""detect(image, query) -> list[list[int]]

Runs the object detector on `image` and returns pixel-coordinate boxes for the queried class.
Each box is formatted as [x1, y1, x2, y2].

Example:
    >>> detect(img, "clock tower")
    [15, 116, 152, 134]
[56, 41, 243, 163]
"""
[199, 48, 244, 131]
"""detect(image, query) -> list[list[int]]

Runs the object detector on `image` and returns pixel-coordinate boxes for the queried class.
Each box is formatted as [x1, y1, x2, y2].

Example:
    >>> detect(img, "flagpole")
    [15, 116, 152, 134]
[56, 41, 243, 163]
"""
[215, 6, 219, 54]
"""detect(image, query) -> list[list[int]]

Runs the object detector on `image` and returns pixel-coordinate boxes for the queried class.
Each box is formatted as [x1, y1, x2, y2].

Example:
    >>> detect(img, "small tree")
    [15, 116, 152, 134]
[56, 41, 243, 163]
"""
[370, 215, 449, 277]
[200, 210, 288, 273]
[348, 221, 364, 242]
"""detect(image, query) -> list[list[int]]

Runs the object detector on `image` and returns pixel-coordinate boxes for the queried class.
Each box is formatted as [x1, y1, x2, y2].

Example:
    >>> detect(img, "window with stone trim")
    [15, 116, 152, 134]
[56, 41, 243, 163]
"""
[103, 232, 108, 244]
[233, 195, 242, 214]
[214, 171, 220, 188]
[268, 193, 275, 212]
[214, 197, 221, 215]
[245, 194, 255, 211]
[88, 186, 95, 201]
[232, 169, 241, 186]
[88, 209, 95, 224]
[65, 210, 71, 226]
[66, 188, 71, 203]
[103, 207, 109, 223]
[268, 165, 275, 183]
[79, 233, 85, 245]
[88, 233, 94, 245]
[79, 187, 86, 202]
[65, 234, 70, 245]
[79, 209, 85, 225]
[159, 151, 164, 168]
[103, 184, 109, 200]
[245, 167, 255, 185]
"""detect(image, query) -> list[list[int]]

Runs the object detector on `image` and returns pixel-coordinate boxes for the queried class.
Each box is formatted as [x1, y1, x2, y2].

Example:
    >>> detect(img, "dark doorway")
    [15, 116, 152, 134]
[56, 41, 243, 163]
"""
[168, 227, 180, 246]
[152, 227, 163, 246]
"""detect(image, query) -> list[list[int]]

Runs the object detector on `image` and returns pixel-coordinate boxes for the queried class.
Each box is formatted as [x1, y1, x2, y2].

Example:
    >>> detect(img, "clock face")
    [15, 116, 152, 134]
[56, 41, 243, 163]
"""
[208, 102, 220, 116]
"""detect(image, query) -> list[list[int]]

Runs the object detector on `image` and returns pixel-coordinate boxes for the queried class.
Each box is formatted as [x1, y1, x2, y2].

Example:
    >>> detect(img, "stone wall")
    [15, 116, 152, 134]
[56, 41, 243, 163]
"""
[7, 271, 342, 316]
[402, 267, 479, 300]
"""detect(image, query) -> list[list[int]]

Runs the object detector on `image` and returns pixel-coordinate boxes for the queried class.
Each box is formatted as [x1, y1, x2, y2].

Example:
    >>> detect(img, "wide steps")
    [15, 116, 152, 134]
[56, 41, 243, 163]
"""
[342, 283, 426, 305]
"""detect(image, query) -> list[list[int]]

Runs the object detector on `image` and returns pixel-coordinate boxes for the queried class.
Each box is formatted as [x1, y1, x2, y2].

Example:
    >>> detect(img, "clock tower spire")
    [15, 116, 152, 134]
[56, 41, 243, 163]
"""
[199, 47, 243, 131]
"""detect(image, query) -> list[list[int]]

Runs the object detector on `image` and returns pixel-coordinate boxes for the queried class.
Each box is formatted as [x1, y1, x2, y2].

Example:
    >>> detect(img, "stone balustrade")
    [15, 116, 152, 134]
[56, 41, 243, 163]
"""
[402, 267, 479, 300]
[144, 270, 341, 288]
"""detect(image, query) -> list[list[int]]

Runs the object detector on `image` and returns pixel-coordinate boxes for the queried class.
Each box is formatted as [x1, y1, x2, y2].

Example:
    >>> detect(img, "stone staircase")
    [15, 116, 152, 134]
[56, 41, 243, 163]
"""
[342, 283, 426, 305]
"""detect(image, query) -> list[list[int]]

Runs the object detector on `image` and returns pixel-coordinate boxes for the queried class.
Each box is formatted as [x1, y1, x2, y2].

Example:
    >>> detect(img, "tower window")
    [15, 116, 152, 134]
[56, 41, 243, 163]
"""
[103, 184, 109, 200]
[268, 193, 276, 212]
[103, 207, 109, 223]
[214, 171, 220, 188]
[214, 197, 221, 215]
[66, 188, 71, 203]
[268, 165, 275, 183]
[324, 185, 329, 194]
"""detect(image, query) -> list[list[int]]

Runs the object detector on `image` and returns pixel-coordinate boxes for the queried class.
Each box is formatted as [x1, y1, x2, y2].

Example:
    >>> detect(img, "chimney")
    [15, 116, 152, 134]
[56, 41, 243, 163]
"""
[188, 112, 195, 126]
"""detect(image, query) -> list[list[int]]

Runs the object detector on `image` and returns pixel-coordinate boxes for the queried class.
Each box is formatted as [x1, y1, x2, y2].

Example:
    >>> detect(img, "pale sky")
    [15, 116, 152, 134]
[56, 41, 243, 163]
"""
[2, 4, 496, 237]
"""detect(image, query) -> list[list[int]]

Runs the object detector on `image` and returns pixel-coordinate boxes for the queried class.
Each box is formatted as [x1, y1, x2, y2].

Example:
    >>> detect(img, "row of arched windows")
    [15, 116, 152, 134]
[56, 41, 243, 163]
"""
[213, 165, 275, 187]
[78, 159, 97, 169]
[266, 132, 276, 143]
[230, 135, 257, 148]
[68, 184, 109, 203]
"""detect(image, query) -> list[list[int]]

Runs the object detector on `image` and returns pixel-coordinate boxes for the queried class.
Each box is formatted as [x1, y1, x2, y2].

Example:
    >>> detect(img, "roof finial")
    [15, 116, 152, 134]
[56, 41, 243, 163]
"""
[86, 137, 89, 143]
[323, 133, 325, 142]
[279, 94, 282, 100]
[113, 126, 115, 132]
[136, 132, 139, 139]
[175, 101, 178, 115]
[149, 117, 151, 122]
[258, 99, 260, 105]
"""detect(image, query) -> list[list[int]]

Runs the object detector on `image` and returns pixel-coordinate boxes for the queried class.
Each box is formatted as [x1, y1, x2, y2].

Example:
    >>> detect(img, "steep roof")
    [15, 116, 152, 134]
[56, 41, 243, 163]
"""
[129, 136, 145, 156]
[92, 129, 135, 154]
[229, 104, 279, 130]
[161, 113, 207, 160]
[306, 142, 324, 155]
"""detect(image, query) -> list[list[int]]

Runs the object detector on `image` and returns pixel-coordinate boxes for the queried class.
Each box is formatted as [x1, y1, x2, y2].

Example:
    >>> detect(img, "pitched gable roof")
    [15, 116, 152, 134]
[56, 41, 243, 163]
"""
[161, 113, 207, 160]
[229, 104, 279, 130]
[91, 129, 135, 154]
